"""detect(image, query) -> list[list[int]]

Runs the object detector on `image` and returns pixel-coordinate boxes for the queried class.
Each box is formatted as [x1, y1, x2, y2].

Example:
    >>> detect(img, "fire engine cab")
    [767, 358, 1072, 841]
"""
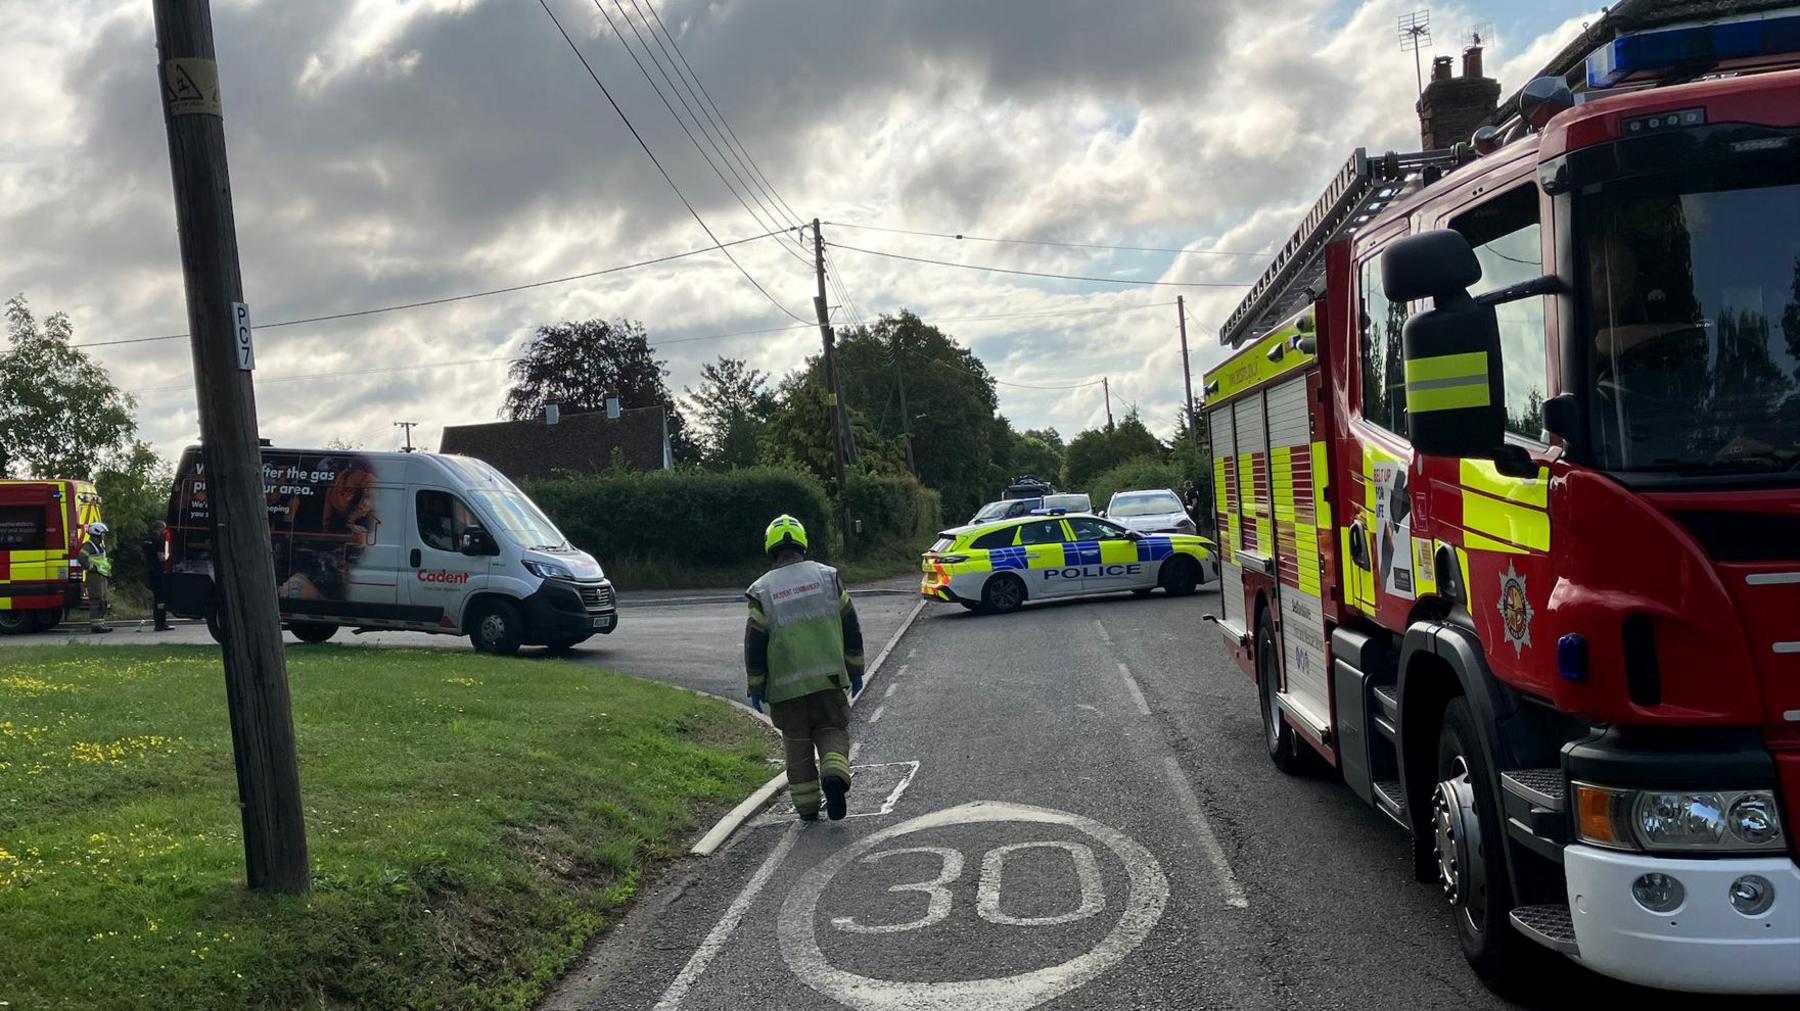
[1203, 12, 1800, 996]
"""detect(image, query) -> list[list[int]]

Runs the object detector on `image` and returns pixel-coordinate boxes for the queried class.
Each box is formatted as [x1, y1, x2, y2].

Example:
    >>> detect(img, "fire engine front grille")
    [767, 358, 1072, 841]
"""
[578, 584, 615, 611]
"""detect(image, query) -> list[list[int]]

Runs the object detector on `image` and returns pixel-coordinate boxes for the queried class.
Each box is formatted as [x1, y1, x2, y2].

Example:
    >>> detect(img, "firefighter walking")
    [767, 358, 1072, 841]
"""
[745, 515, 864, 821]
[80, 521, 113, 634]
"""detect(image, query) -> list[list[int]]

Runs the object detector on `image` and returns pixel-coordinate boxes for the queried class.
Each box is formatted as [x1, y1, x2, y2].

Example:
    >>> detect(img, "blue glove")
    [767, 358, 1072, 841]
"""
[849, 674, 864, 698]
[748, 692, 765, 714]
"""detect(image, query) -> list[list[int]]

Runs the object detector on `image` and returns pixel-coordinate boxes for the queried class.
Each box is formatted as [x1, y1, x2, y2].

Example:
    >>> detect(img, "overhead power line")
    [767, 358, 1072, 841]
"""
[827, 241, 1254, 288]
[590, 0, 808, 267]
[72, 227, 795, 349]
[824, 221, 1271, 258]
[535, 0, 809, 322]
[638, 0, 811, 236]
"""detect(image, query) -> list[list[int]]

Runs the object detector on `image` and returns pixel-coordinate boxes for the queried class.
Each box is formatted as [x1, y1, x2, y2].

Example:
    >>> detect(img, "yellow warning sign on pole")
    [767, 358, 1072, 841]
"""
[164, 58, 222, 116]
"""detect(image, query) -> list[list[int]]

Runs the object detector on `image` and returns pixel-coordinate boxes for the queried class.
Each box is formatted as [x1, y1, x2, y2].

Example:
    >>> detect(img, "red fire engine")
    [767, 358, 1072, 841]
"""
[1202, 14, 1800, 995]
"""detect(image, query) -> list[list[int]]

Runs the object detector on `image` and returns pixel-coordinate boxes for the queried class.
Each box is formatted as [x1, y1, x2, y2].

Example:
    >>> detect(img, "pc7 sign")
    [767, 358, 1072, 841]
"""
[232, 301, 254, 371]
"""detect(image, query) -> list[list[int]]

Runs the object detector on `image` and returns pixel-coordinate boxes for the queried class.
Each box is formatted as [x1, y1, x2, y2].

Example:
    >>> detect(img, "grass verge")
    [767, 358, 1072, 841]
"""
[0, 644, 775, 1011]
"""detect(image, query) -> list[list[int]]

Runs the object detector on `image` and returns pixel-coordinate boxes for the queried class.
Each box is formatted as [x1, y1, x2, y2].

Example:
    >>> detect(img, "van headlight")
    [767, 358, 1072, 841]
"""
[1574, 783, 1785, 853]
[522, 559, 575, 581]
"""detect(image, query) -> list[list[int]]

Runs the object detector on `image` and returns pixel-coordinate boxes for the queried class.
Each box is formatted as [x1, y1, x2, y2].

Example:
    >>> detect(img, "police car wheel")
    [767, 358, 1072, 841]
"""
[981, 574, 1025, 615]
[1160, 557, 1200, 597]
[469, 599, 523, 656]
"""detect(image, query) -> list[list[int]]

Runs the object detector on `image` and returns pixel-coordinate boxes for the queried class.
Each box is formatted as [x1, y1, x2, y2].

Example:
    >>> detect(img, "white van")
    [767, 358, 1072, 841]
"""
[162, 446, 617, 654]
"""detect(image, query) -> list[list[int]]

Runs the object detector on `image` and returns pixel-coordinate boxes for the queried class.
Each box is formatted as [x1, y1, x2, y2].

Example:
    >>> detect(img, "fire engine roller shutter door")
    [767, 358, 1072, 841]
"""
[1266, 375, 1331, 731]
[1210, 406, 1244, 630]
[1232, 392, 1270, 567]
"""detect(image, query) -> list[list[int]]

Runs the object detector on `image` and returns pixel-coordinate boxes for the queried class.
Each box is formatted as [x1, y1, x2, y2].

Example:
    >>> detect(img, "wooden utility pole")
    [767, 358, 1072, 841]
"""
[1177, 296, 1197, 443]
[153, 0, 309, 894]
[893, 330, 916, 476]
[1103, 377, 1116, 432]
[810, 219, 852, 547]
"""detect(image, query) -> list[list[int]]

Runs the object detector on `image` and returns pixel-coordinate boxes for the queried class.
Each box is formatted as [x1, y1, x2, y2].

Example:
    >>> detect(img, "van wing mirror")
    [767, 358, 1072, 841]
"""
[459, 526, 496, 556]
[1385, 230, 1508, 459]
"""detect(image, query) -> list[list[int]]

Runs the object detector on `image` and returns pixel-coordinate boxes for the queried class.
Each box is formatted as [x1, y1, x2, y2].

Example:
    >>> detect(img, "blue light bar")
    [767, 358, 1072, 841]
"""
[1586, 14, 1800, 88]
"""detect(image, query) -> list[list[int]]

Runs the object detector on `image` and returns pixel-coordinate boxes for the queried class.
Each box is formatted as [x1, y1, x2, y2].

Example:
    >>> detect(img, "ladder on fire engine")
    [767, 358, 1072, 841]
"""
[1218, 147, 1467, 348]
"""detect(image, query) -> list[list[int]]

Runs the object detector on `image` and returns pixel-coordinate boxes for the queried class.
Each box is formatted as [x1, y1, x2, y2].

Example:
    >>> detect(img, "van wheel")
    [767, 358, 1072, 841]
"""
[1435, 697, 1549, 992]
[205, 600, 227, 644]
[980, 574, 1025, 615]
[1257, 610, 1303, 775]
[469, 599, 523, 656]
[1160, 557, 1200, 596]
[289, 622, 337, 644]
[0, 611, 31, 635]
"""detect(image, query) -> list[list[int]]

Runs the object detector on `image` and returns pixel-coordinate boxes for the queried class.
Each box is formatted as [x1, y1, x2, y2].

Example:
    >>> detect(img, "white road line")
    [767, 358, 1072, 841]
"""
[883, 682, 899, 699]
[1162, 755, 1250, 909]
[1094, 619, 1113, 645]
[869, 704, 888, 723]
[1117, 662, 1150, 716]
[896, 664, 910, 677]
[653, 824, 801, 1009]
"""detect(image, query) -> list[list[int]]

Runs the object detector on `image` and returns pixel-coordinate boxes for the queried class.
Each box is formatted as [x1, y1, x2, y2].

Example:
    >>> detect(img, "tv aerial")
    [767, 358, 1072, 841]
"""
[1399, 9, 1432, 96]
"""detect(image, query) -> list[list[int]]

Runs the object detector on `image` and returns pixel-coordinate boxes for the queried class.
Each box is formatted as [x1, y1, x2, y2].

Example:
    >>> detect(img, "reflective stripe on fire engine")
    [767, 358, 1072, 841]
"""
[1459, 459, 1550, 553]
[1402, 351, 1491, 413]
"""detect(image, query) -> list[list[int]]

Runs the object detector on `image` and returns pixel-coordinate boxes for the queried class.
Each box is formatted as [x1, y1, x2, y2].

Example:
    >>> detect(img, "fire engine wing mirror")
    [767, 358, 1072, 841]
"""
[1382, 230, 1507, 460]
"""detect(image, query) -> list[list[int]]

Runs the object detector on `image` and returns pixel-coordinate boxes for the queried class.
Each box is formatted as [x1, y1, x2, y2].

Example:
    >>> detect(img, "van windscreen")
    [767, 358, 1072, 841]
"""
[469, 490, 567, 550]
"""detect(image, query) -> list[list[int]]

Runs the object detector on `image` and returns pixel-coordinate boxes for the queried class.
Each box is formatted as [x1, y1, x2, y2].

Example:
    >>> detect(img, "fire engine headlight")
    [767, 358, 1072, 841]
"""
[1574, 783, 1785, 853]
[522, 559, 575, 581]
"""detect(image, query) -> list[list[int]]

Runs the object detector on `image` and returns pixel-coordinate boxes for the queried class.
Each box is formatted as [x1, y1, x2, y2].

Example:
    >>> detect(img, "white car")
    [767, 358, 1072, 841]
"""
[1105, 489, 1196, 535]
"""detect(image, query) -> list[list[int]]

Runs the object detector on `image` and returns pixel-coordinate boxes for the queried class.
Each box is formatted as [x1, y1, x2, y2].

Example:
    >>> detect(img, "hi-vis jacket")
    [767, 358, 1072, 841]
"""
[745, 559, 865, 705]
[79, 538, 111, 579]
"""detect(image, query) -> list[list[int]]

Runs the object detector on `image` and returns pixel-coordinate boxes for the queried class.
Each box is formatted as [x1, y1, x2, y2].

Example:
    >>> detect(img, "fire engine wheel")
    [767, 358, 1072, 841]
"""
[1256, 611, 1302, 775]
[1435, 697, 1544, 989]
[289, 621, 337, 644]
[33, 610, 64, 632]
[469, 599, 523, 656]
[0, 611, 31, 635]
[980, 574, 1025, 615]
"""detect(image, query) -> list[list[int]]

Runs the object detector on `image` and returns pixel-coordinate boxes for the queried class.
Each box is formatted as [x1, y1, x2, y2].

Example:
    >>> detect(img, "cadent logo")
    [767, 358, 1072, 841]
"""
[417, 569, 470, 585]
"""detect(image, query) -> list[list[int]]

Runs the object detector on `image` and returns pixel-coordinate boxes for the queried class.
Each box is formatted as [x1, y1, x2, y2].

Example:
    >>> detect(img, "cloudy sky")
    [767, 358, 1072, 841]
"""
[1, 0, 1605, 460]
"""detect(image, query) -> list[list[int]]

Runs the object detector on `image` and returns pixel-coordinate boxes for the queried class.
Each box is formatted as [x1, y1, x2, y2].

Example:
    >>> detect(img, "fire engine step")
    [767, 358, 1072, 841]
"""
[1501, 768, 1567, 811]
[1371, 778, 1406, 827]
[1509, 904, 1579, 956]
[1371, 683, 1399, 741]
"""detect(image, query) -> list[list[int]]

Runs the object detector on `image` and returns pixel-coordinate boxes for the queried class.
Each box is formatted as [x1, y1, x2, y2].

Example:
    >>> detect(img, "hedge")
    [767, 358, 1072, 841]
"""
[524, 467, 837, 572]
[844, 473, 943, 546]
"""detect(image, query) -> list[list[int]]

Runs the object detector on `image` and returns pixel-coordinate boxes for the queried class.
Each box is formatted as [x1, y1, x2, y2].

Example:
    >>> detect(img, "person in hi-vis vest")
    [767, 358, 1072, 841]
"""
[80, 521, 113, 634]
[744, 515, 864, 820]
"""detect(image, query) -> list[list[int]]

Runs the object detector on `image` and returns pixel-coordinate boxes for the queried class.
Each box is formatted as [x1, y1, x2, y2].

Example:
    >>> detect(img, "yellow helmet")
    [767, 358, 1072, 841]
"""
[764, 514, 808, 557]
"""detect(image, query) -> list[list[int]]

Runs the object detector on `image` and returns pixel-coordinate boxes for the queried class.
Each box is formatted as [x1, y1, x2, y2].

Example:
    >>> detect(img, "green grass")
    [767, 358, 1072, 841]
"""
[0, 644, 776, 1010]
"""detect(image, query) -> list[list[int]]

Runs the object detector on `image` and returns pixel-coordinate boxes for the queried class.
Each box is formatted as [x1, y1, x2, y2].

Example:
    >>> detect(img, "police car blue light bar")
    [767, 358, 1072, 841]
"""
[1587, 14, 1800, 88]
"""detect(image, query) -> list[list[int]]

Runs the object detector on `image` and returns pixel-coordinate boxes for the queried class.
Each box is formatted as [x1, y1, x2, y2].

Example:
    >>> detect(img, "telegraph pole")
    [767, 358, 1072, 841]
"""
[153, 0, 309, 894]
[394, 421, 418, 453]
[893, 330, 917, 476]
[810, 219, 852, 547]
[1103, 377, 1116, 432]
[1177, 296, 1197, 444]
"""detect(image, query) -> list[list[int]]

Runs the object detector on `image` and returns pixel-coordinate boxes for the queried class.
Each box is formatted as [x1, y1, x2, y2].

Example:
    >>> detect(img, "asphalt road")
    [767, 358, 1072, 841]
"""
[547, 587, 1742, 1011]
[0, 584, 920, 704]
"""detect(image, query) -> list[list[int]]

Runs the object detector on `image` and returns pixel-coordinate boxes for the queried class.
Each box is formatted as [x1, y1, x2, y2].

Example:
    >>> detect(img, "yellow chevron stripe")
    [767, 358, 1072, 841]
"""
[1459, 459, 1549, 507]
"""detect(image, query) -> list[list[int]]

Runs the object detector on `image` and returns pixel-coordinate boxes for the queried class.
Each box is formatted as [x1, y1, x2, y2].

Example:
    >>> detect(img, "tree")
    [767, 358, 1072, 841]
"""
[94, 441, 174, 591]
[1000, 424, 1063, 485]
[0, 295, 139, 480]
[501, 317, 696, 462]
[758, 361, 905, 491]
[683, 356, 776, 470]
[1062, 408, 1166, 492]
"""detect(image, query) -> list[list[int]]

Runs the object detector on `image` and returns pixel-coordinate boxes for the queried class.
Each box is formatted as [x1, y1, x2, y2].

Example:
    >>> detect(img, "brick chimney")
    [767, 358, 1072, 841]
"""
[1418, 44, 1501, 150]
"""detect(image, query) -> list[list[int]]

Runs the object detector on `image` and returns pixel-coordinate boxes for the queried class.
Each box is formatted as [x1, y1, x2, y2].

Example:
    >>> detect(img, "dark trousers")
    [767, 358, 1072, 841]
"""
[769, 688, 852, 816]
[87, 574, 108, 628]
[148, 575, 169, 628]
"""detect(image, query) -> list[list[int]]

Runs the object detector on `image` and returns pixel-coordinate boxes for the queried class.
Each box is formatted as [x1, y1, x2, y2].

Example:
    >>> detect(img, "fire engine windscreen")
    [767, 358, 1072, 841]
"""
[1581, 163, 1800, 475]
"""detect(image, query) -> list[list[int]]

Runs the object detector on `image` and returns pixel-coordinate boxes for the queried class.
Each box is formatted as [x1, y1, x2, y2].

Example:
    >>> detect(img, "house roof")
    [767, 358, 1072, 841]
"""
[438, 404, 667, 481]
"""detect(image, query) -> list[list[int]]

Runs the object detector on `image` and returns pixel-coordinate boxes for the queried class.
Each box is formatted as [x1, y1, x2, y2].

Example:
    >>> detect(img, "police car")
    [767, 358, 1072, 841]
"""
[920, 511, 1214, 614]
